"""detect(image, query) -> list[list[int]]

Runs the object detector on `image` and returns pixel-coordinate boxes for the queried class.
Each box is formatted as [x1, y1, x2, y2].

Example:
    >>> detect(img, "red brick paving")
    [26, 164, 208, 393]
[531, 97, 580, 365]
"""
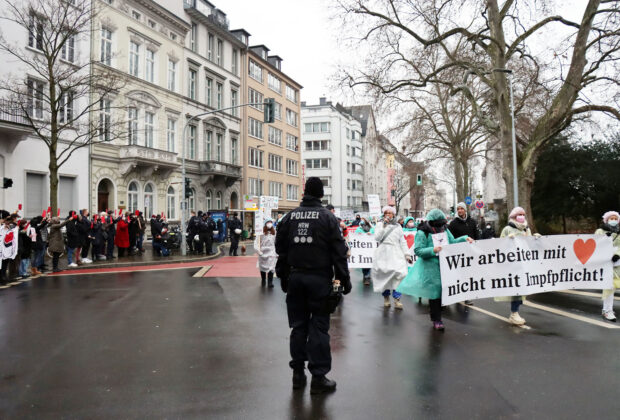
[202, 256, 259, 278]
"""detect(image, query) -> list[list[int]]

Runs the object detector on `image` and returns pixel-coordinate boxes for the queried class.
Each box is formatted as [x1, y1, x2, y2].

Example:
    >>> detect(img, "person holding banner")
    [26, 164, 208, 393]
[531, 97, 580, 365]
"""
[397, 209, 472, 330]
[355, 217, 375, 285]
[595, 211, 620, 322]
[256, 218, 278, 288]
[372, 206, 412, 309]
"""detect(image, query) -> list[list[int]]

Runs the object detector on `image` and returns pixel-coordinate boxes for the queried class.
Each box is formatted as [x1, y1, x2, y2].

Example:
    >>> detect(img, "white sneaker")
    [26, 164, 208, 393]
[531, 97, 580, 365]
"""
[82, 258, 92, 264]
[602, 311, 617, 322]
[68, 263, 78, 268]
[508, 312, 526, 325]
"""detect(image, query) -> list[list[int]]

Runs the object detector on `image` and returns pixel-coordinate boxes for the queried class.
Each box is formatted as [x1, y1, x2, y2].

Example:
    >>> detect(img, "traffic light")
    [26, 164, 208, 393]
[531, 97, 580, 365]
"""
[416, 174, 422, 186]
[184, 177, 191, 199]
[263, 98, 275, 123]
[450, 206, 455, 216]
[2, 178, 12, 189]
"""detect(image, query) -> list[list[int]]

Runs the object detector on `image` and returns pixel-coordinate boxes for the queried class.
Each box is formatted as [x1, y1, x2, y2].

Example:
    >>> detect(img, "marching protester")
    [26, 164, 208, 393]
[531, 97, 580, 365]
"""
[275, 177, 351, 394]
[398, 209, 473, 330]
[595, 211, 620, 322]
[499, 206, 540, 326]
[448, 202, 480, 305]
[228, 213, 242, 256]
[371, 206, 412, 310]
[256, 218, 277, 288]
[355, 217, 374, 285]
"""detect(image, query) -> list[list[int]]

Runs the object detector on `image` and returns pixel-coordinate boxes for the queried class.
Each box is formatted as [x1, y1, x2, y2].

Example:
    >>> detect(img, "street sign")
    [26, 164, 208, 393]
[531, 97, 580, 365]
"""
[475, 200, 484, 209]
[465, 196, 472, 205]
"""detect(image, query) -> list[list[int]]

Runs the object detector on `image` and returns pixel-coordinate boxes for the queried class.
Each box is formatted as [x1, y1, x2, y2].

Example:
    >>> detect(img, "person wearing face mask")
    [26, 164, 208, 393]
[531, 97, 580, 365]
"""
[498, 207, 541, 325]
[351, 214, 361, 227]
[355, 217, 375, 285]
[397, 209, 473, 330]
[481, 221, 496, 239]
[256, 218, 278, 288]
[595, 211, 620, 322]
[372, 206, 413, 309]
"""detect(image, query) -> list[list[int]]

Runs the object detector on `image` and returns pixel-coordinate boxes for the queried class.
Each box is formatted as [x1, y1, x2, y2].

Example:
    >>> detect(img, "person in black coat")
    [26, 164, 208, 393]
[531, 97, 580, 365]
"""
[104, 211, 120, 259]
[448, 202, 481, 240]
[128, 213, 139, 255]
[227, 213, 243, 256]
[30, 216, 47, 274]
[78, 209, 93, 263]
[17, 220, 34, 279]
[481, 221, 496, 239]
[187, 211, 198, 254]
[65, 212, 81, 267]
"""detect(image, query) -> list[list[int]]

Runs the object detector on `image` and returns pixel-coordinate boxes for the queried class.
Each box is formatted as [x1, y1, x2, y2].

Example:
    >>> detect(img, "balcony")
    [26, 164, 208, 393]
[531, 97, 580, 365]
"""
[119, 145, 179, 177]
[183, 0, 229, 30]
[199, 160, 242, 187]
[0, 99, 33, 150]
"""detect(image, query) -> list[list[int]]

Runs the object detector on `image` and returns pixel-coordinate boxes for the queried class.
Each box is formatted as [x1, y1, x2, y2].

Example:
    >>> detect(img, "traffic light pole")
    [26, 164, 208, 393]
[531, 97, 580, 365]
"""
[180, 100, 272, 256]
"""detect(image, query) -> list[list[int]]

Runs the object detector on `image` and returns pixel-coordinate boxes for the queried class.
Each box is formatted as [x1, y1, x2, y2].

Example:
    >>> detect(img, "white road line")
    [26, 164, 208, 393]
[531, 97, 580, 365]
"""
[458, 303, 531, 329]
[523, 301, 620, 329]
[556, 289, 620, 301]
[193, 266, 211, 277]
[48, 265, 206, 277]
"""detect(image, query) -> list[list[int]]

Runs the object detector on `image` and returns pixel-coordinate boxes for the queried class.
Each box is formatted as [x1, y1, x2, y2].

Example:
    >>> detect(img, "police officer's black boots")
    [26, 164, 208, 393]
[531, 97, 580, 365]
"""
[292, 369, 307, 389]
[310, 375, 336, 394]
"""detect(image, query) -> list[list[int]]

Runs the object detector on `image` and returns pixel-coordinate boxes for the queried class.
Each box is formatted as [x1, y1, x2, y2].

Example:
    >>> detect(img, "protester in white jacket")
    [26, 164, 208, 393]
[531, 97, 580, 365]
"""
[371, 206, 412, 309]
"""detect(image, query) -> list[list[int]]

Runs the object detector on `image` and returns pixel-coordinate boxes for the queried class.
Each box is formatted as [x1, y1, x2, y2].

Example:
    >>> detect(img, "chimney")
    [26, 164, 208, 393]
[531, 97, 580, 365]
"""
[319, 97, 327, 106]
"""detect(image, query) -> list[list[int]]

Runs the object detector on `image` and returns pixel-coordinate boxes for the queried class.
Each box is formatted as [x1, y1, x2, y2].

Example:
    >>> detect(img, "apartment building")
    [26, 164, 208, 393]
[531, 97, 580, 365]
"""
[243, 44, 303, 213]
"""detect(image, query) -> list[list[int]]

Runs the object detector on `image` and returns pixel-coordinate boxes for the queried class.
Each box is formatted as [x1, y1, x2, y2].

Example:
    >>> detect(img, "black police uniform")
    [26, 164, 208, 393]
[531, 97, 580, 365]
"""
[275, 195, 351, 380]
[228, 217, 242, 256]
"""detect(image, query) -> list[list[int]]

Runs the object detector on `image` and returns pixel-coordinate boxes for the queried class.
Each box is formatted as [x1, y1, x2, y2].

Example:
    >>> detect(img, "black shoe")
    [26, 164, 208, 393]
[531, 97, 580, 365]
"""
[464, 300, 474, 306]
[292, 370, 307, 389]
[268, 281, 274, 288]
[52, 268, 61, 273]
[261, 278, 266, 287]
[310, 375, 336, 394]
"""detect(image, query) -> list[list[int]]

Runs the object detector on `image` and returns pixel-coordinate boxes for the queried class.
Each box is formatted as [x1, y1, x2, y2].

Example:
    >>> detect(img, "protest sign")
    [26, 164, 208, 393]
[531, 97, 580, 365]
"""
[440, 235, 614, 305]
[347, 232, 417, 268]
[367, 195, 381, 217]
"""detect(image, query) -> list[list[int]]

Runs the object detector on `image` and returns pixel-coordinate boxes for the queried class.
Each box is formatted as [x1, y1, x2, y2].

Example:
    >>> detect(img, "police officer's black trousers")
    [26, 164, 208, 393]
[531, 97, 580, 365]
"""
[205, 233, 213, 254]
[230, 235, 240, 255]
[286, 272, 332, 376]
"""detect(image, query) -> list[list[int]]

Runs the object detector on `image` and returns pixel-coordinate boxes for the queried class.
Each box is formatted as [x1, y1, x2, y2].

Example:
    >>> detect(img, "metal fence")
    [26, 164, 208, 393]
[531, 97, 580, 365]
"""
[0, 99, 30, 126]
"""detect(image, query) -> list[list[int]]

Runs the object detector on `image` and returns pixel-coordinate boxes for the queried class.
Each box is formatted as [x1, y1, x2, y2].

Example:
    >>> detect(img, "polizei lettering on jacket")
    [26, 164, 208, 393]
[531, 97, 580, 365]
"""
[290, 211, 320, 220]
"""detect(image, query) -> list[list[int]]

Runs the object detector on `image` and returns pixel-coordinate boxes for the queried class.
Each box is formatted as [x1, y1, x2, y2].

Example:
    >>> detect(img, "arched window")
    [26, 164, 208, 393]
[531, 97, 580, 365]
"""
[166, 186, 176, 219]
[206, 190, 212, 211]
[144, 183, 154, 217]
[128, 182, 139, 214]
[216, 191, 222, 209]
[188, 188, 195, 212]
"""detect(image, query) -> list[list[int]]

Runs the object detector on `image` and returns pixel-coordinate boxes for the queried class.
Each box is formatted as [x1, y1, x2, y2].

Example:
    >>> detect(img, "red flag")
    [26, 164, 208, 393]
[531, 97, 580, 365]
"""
[47, 206, 51, 214]
[57, 208, 60, 217]
[114, 209, 118, 217]
[42, 210, 46, 218]
[18, 204, 22, 210]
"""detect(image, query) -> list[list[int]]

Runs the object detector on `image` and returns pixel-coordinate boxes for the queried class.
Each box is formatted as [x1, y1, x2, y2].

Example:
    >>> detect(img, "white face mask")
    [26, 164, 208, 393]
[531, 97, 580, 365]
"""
[609, 220, 619, 227]
[265, 223, 273, 229]
[406, 222, 415, 228]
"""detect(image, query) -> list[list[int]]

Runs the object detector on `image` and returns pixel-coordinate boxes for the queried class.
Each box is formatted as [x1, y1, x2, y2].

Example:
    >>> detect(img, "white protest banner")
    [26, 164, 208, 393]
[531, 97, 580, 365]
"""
[367, 194, 381, 217]
[347, 233, 417, 268]
[340, 209, 355, 221]
[440, 235, 614, 306]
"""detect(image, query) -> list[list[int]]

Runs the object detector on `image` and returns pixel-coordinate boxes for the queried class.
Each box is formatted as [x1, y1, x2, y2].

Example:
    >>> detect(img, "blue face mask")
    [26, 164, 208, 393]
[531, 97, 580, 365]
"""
[609, 220, 619, 227]
[360, 221, 365, 226]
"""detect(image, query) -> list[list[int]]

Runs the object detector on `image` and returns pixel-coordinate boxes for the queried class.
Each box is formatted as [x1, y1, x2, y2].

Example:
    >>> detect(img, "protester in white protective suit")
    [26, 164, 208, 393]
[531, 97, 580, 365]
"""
[256, 218, 278, 288]
[595, 211, 620, 322]
[371, 206, 412, 309]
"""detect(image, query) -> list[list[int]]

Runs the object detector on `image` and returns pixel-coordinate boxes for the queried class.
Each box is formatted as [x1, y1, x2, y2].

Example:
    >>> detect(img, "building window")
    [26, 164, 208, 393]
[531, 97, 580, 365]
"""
[188, 69, 197, 100]
[249, 88, 263, 110]
[128, 107, 138, 145]
[208, 34, 214, 61]
[28, 14, 43, 50]
[188, 125, 196, 159]
[249, 178, 263, 196]
[287, 184, 299, 201]
[268, 154, 282, 173]
[131, 10, 141, 21]
[205, 130, 212, 160]
[231, 137, 238, 164]
[128, 182, 139, 214]
[216, 191, 222, 209]
[170, 32, 177, 41]
[206, 190, 212, 210]
[249, 59, 263, 82]
[274, 102, 282, 121]
[319, 177, 330, 187]
[99, 98, 111, 141]
[306, 158, 330, 169]
[129, 41, 140, 77]
[59, 91, 74, 125]
[232, 49, 238, 75]
[248, 117, 263, 139]
[205, 77, 213, 107]
[268, 73, 282, 93]
[346, 145, 350, 155]
[216, 39, 223, 66]
[145, 49, 155, 82]
[100, 28, 112, 65]
[305, 140, 330, 151]
[168, 60, 176, 91]
[346, 128, 350, 139]
[27, 79, 44, 119]
[304, 122, 330, 133]
[166, 186, 176, 219]
[190, 22, 197, 52]
[215, 133, 222, 161]
[286, 85, 297, 103]
[145, 112, 154, 148]
[167, 118, 176, 152]
[268, 127, 282, 146]
[269, 182, 283, 199]
[148, 20, 156, 29]
[347, 162, 351, 173]
[286, 159, 298, 176]
[231, 90, 238, 116]
[286, 134, 298, 151]
[216, 82, 222, 109]
[248, 147, 263, 168]
[286, 109, 298, 127]
[144, 183, 154, 216]
[61, 36, 75, 63]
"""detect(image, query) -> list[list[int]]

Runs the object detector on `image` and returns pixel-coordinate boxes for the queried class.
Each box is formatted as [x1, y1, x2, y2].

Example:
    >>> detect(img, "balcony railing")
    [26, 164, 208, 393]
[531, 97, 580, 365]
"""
[0, 99, 30, 126]
[199, 160, 242, 178]
[184, 0, 229, 29]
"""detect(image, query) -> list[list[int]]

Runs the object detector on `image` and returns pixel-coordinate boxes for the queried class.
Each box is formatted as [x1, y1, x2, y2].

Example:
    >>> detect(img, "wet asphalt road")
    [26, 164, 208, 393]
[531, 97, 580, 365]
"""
[0, 267, 619, 419]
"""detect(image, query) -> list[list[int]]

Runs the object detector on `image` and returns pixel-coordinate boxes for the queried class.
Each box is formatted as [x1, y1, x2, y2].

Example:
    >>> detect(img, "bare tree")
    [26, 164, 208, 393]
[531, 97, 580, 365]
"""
[0, 0, 126, 213]
[337, 0, 620, 225]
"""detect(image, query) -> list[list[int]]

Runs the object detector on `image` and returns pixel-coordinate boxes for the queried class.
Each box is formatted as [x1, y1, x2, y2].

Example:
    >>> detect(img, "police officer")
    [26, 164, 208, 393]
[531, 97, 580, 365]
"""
[186, 211, 197, 254]
[275, 177, 351, 395]
[228, 213, 242, 256]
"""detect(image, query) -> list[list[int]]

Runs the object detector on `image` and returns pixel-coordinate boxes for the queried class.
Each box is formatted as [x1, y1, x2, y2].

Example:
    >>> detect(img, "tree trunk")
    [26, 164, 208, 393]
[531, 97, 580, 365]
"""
[462, 160, 470, 201]
[49, 150, 58, 216]
[454, 161, 465, 201]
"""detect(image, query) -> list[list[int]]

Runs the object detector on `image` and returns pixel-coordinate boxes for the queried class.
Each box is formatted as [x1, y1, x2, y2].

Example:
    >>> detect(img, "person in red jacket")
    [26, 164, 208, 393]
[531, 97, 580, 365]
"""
[115, 215, 130, 257]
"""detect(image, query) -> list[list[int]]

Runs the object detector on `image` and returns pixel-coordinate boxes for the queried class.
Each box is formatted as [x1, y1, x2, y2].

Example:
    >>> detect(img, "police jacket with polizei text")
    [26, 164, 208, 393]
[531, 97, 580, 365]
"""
[275, 195, 350, 281]
[448, 216, 480, 240]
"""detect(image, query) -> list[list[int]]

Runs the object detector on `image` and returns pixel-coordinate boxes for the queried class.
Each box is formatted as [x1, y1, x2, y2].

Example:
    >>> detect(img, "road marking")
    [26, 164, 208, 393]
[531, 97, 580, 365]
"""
[193, 266, 211, 277]
[458, 303, 531, 329]
[48, 265, 207, 277]
[523, 301, 620, 329]
[556, 289, 620, 301]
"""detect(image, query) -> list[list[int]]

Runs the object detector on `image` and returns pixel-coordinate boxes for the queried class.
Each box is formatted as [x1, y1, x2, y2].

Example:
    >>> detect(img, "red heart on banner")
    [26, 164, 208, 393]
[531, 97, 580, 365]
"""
[573, 239, 596, 265]
[405, 234, 415, 249]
